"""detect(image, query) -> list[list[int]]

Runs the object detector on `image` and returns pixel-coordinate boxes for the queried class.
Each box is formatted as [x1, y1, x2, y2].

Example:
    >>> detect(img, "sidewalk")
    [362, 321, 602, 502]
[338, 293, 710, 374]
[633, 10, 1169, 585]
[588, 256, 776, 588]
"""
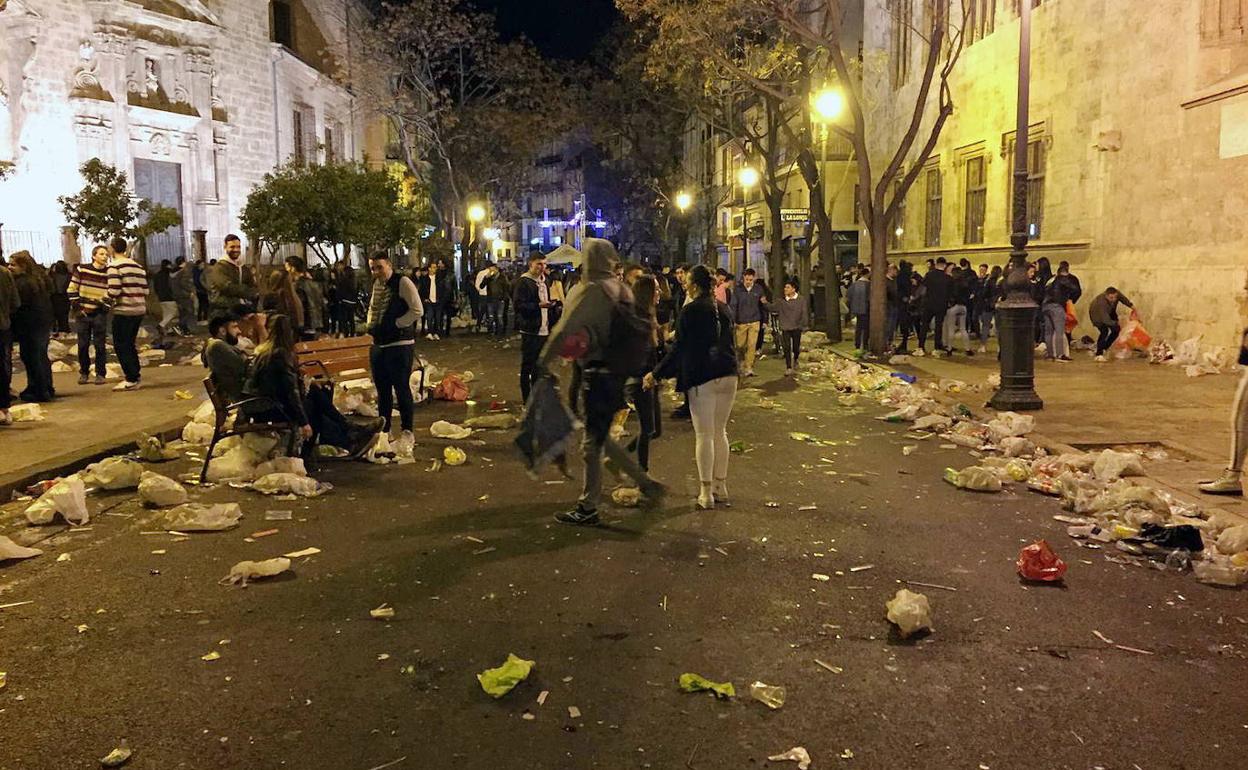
[0, 365, 206, 495]
[834, 339, 1246, 515]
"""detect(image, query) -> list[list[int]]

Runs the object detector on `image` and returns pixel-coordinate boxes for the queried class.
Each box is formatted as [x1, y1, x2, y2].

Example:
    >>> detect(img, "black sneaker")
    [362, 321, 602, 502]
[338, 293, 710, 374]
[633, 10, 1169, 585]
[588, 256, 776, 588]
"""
[555, 507, 600, 526]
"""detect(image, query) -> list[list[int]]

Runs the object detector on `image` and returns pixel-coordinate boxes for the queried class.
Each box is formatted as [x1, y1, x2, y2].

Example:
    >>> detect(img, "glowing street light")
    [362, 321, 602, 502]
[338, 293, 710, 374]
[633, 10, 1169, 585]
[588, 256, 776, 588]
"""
[737, 166, 759, 274]
[466, 203, 486, 223]
[737, 166, 760, 189]
[674, 191, 693, 212]
[812, 87, 845, 123]
[482, 227, 500, 241]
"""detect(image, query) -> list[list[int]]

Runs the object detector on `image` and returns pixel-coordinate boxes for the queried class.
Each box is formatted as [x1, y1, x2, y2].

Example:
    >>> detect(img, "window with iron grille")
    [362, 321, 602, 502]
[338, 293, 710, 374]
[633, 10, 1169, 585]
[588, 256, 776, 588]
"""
[1201, 0, 1246, 45]
[1007, 138, 1046, 239]
[889, 179, 906, 250]
[891, 0, 914, 87]
[924, 167, 942, 247]
[967, 0, 997, 44]
[964, 156, 986, 244]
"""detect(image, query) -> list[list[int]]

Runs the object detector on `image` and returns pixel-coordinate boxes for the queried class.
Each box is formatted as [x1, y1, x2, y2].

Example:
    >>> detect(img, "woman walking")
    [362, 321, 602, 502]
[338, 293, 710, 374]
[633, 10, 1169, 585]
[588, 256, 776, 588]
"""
[9, 251, 56, 402]
[626, 274, 662, 472]
[644, 265, 738, 510]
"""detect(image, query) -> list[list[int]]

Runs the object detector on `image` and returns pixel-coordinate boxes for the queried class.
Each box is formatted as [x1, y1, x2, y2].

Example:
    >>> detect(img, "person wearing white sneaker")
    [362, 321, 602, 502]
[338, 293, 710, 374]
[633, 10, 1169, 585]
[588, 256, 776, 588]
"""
[728, 268, 767, 379]
[776, 277, 809, 378]
[1199, 329, 1248, 496]
[646, 265, 739, 510]
[1090, 286, 1133, 360]
[105, 237, 148, 391]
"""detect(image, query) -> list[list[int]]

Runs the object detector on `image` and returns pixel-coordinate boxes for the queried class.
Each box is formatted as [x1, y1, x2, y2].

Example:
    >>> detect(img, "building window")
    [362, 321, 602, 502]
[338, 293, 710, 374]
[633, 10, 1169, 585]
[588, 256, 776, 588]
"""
[890, 0, 914, 87]
[889, 179, 906, 250]
[1202, 0, 1247, 44]
[968, 0, 997, 44]
[964, 156, 986, 244]
[292, 106, 315, 166]
[271, 1, 294, 48]
[324, 120, 344, 163]
[1007, 137, 1046, 239]
[924, 167, 942, 247]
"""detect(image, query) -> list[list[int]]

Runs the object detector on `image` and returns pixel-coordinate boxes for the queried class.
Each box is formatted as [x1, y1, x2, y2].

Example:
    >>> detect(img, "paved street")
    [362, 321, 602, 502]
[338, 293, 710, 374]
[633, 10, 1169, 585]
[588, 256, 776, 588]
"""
[3, 335, 1248, 770]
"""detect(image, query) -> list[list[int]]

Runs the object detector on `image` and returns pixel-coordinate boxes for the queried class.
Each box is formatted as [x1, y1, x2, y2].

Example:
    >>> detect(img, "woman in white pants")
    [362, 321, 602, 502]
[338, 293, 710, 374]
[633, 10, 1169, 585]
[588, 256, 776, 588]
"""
[1199, 329, 1248, 495]
[645, 265, 739, 509]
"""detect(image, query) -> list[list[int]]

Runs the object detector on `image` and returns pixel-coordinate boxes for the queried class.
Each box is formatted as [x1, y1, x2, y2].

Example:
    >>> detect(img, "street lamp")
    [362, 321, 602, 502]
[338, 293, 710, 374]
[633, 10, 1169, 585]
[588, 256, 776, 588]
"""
[674, 192, 693, 264]
[738, 167, 759, 275]
[989, 0, 1043, 411]
[674, 192, 692, 212]
[810, 86, 845, 342]
[482, 226, 500, 261]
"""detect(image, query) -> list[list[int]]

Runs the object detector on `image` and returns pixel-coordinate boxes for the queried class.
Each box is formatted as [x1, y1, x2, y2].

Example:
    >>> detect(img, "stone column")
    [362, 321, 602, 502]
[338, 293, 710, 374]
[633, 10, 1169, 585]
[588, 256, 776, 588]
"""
[192, 229, 206, 261]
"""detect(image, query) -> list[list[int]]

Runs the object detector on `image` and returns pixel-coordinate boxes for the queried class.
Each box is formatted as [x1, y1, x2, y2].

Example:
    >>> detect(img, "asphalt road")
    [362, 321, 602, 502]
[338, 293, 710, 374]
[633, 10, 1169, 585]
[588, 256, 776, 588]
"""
[2, 334, 1247, 770]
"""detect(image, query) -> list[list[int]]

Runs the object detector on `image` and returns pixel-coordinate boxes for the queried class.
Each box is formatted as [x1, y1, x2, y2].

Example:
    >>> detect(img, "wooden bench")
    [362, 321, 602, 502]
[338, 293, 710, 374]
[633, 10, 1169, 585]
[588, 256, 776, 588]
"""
[294, 335, 429, 395]
[199, 377, 299, 483]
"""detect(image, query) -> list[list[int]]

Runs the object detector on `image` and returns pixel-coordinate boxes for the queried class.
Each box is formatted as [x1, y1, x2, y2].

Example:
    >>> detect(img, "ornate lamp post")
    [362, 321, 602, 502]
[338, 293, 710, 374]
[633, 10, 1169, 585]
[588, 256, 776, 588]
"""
[811, 86, 845, 342]
[674, 191, 692, 265]
[989, 1, 1043, 412]
[737, 166, 759, 276]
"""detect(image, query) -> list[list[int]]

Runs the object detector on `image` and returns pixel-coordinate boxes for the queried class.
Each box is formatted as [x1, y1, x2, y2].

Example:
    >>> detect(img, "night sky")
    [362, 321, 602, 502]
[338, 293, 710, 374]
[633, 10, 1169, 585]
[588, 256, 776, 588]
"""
[472, 0, 618, 61]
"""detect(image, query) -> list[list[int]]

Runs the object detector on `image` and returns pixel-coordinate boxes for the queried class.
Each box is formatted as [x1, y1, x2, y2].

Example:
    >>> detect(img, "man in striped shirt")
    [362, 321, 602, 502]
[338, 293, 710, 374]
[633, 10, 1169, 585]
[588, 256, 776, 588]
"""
[68, 243, 112, 384]
[106, 237, 149, 391]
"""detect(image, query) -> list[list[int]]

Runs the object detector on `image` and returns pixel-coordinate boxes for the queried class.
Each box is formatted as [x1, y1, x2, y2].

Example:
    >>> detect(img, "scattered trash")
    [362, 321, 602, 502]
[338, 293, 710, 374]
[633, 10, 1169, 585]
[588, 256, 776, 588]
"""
[1092, 450, 1146, 481]
[173, 389, 194, 400]
[767, 747, 812, 770]
[264, 510, 293, 521]
[252, 473, 326, 497]
[1017, 540, 1068, 582]
[885, 588, 932, 639]
[138, 472, 188, 508]
[913, 414, 952, 432]
[100, 747, 132, 767]
[253, 457, 307, 478]
[370, 604, 395, 620]
[56, 552, 72, 563]
[0, 535, 42, 562]
[1216, 525, 1248, 555]
[749, 681, 786, 709]
[678, 673, 735, 699]
[477, 653, 535, 698]
[1194, 556, 1248, 587]
[443, 446, 467, 466]
[464, 413, 518, 430]
[25, 475, 89, 525]
[811, 574, 831, 582]
[611, 487, 641, 507]
[136, 434, 180, 463]
[430, 420, 473, 439]
[283, 547, 321, 559]
[849, 564, 875, 573]
[200, 651, 221, 662]
[986, 412, 1035, 439]
[220, 557, 292, 586]
[943, 466, 1003, 493]
[163, 503, 242, 532]
[567, 706, 581, 719]
[10, 403, 46, 422]
[81, 457, 144, 490]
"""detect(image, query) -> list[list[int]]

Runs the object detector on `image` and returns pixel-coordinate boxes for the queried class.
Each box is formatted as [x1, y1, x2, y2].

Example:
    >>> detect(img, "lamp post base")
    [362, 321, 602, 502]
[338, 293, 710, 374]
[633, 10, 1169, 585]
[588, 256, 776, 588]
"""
[990, 301, 1044, 412]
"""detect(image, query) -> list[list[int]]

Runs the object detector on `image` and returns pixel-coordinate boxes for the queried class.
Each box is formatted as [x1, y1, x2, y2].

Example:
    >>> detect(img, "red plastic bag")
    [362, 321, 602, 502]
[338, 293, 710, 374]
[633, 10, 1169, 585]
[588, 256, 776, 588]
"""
[433, 373, 469, 402]
[1017, 540, 1068, 582]
[1112, 314, 1152, 352]
[1064, 301, 1078, 334]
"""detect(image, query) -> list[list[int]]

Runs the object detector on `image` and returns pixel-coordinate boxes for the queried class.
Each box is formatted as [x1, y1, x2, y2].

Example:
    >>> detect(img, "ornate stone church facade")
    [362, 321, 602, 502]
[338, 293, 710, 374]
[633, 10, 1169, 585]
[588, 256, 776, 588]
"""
[0, 0, 385, 263]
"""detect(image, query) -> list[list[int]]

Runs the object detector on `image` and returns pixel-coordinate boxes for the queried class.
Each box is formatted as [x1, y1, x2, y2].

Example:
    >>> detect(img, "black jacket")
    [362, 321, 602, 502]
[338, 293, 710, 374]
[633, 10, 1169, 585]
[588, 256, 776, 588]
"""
[950, 271, 974, 307]
[922, 269, 950, 311]
[242, 348, 306, 425]
[654, 296, 737, 392]
[512, 273, 547, 335]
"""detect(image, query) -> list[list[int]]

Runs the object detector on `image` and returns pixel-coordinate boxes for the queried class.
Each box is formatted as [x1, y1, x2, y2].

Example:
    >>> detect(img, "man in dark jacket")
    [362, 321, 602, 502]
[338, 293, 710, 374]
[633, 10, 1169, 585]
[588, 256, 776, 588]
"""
[0, 264, 18, 424]
[919, 258, 951, 355]
[205, 235, 257, 315]
[1089, 286, 1133, 361]
[514, 251, 552, 402]
[366, 253, 423, 439]
[727, 268, 767, 376]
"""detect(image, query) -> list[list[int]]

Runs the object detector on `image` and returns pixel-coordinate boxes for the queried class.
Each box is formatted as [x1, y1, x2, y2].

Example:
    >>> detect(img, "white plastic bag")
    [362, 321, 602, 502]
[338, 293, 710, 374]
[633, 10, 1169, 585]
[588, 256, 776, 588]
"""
[188, 400, 216, 423]
[181, 421, 215, 445]
[254, 457, 307, 478]
[81, 457, 143, 490]
[987, 412, 1035, 439]
[1216, 525, 1248, 556]
[912, 414, 952, 432]
[885, 589, 932, 638]
[25, 476, 89, 525]
[138, 471, 189, 508]
[46, 339, 69, 359]
[10, 403, 46, 422]
[464, 413, 519, 430]
[0, 535, 43, 561]
[163, 502, 243, 531]
[220, 557, 291, 586]
[252, 472, 324, 497]
[1173, 336, 1201, 366]
[1092, 449, 1145, 481]
[1000, 436, 1037, 458]
[430, 420, 473, 439]
[205, 446, 261, 482]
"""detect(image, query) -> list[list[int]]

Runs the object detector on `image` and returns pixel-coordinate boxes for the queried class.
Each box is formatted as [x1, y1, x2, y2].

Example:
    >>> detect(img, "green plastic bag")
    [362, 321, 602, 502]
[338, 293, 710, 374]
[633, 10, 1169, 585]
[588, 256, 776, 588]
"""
[678, 673, 735, 699]
[477, 653, 535, 698]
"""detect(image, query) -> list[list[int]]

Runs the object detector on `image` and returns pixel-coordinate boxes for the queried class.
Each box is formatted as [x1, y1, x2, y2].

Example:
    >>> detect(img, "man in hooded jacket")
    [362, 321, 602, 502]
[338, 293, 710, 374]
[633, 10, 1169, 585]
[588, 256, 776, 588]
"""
[538, 239, 666, 525]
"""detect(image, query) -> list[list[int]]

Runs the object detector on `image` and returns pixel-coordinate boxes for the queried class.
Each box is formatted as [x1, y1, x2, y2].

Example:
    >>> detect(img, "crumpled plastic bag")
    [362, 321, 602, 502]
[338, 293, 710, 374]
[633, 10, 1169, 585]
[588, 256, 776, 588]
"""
[138, 471, 189, 508]
[0, 535, 42, 562]
[885, 588, 932, 638]
[678, 673, 735, 699]
[10, 403, 46, 422]
[1092, 449, 1146, 481]
[943, 466, 1003, 493]
[430, 420, 473, 439]
[188, 399, 216, 423]
[1089, 484, 1169, 515]
[433, 373, 470, 402]
[205, 446, 262, 483]
[254, 457, 307, 478]
[1000, 436, 1036, 458]
[51, 360, 74, 373]
[443, 446, 467, 466]
[252, 473, 324, 497]
[611, 487, 642, 507]
[987, 411, 1035, 439]
[137, 433, 180, 462]
[1172, 336, 1202, 366]
[477, 653, 535, 698]
[220, 557, 291, 586]
[394, 430, 415, 459]
[24, 476, 89, 525]
[913, 414, 952, 432]
[1004, 459, 1031, 482]
[81, 457, 143, 490]
[464, 413, 519, 430]
[46, 339, 69, 359]
[1216, 524, 1248, 555]
[880, 405, 921, 422]
[1058, 472, 1107, 514]
[1017, 540, 1068, 582]
[164, 502, 243, 531]
[1148, 340, 1175, 364]
[767, 747, 812, 770]
[1194, 555, 1248, 587]
[182, 420, 215, 445]
[1203, 346, 1229, 373]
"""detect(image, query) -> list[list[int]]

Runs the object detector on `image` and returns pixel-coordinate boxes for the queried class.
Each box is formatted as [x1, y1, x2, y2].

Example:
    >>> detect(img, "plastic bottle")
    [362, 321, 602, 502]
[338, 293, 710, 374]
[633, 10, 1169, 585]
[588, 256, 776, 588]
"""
[1163, 549, 1192, 572]
[749, 681, 786, 709]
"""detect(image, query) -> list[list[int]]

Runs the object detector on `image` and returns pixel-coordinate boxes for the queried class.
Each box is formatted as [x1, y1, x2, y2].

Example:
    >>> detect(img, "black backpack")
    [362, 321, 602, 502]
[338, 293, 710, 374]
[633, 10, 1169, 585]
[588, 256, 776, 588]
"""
[604, 296, 655, 376]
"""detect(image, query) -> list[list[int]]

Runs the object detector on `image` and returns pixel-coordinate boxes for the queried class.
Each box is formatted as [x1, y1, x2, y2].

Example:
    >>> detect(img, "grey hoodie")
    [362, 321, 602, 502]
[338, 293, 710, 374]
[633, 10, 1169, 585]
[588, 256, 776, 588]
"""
[539, 239, 632, 369]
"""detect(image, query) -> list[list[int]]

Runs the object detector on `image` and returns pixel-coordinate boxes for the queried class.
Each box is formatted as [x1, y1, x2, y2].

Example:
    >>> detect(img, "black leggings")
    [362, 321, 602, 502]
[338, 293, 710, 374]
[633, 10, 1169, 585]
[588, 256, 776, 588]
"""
[626, 377, 660, 471]
[782, 330, 803, 369]
[1095, 323, 1120, 356]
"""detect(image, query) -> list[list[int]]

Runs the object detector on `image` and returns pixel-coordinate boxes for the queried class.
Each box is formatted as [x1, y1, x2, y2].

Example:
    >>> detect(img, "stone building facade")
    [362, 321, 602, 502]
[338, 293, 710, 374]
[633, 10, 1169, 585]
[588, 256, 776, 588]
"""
[864, 0, 1248, 345]
[0, 0, 384, 264]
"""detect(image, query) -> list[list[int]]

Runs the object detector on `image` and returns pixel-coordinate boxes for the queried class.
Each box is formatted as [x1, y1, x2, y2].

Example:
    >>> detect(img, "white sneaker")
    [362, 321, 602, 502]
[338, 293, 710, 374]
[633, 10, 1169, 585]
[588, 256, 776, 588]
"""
[1094, 355, 1107, 363]
[112, 380, 141, 391]
[913, 348, 925, 357]
[1035, 343, 1047, 353]
[785, 368, 794, 376]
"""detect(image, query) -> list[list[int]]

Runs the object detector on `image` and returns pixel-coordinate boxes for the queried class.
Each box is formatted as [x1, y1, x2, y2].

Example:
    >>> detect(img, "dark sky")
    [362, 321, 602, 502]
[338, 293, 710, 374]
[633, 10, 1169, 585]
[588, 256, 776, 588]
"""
[472, 0, 618, 61]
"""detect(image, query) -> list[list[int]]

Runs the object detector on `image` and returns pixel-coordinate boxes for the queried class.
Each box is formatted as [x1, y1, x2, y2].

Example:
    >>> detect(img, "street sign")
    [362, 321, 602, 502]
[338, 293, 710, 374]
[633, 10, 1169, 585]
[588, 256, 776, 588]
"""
[781, 208, 810, 223]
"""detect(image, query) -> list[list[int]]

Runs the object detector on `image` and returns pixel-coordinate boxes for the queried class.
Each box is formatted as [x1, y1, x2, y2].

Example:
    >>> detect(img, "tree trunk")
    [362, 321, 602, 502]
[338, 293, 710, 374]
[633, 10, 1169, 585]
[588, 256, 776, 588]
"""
[867, 223, 889, 355]
[768, 202, 784, 292]
[811, 203, 842, 342]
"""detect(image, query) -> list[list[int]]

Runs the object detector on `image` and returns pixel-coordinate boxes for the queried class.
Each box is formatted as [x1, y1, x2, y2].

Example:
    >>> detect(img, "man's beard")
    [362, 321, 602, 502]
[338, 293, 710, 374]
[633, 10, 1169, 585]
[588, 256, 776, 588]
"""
[224, 333, 239, 346]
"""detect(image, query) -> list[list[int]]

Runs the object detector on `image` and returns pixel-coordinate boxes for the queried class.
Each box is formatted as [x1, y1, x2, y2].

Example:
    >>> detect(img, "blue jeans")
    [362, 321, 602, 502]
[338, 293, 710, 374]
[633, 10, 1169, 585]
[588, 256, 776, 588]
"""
[76, 312, 108, 377]
[854, 313, 869, 349]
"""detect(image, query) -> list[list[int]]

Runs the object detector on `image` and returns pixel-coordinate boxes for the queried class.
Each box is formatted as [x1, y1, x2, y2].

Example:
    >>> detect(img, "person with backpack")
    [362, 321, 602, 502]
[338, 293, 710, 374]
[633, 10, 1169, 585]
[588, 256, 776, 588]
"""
[539, 238, 667, 526]
[644, 264, 738, 510]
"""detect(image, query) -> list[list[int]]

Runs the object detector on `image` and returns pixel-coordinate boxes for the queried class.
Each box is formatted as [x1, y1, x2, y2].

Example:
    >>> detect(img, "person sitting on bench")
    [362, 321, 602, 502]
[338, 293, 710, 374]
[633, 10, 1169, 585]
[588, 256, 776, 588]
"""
[202, 314, 248, 402]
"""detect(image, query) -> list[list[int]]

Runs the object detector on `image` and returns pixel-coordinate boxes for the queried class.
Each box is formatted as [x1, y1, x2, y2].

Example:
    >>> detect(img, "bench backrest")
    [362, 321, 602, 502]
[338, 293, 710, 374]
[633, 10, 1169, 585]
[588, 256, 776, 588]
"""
[203, 376, 229, 428]
[295, 334, 373, 378]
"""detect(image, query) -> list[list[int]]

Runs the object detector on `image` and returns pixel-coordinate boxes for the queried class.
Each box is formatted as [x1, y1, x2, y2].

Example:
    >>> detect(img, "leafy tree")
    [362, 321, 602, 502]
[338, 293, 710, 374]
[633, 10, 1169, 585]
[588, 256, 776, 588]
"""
[57, 158, 182, 255]
[241, 162, 422, 264]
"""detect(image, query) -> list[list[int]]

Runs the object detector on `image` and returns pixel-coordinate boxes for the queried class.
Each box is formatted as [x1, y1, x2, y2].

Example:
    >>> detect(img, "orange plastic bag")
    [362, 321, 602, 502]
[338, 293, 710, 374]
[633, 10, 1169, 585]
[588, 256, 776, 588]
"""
[1017, 540, 1068, 582]
[1064, 301, 1078, 334]
[433, 373, 469, 402]
[1113, 311, 1151, 352]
